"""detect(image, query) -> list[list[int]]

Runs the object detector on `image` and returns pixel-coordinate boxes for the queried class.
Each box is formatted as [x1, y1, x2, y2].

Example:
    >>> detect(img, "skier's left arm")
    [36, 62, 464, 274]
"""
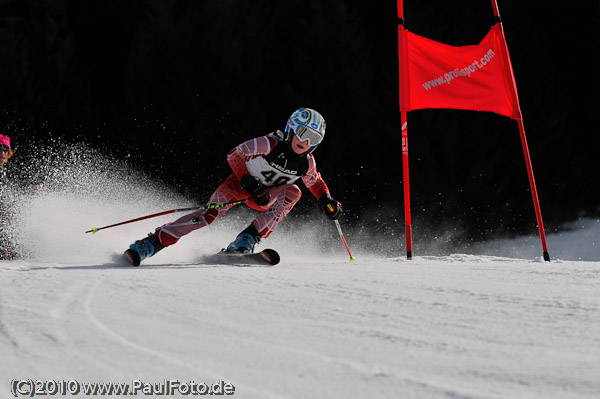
[303, 155, 343, 220]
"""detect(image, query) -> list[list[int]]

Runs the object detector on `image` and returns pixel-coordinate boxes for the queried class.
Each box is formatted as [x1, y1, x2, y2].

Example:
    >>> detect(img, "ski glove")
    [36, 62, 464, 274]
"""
[319, 193, 343, 220]
[241, 175, 271, 206]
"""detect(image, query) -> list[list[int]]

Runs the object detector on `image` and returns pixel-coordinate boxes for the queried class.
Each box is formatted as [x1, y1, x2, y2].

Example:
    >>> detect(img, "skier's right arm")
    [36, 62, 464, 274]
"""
[226, 135, 278, 180]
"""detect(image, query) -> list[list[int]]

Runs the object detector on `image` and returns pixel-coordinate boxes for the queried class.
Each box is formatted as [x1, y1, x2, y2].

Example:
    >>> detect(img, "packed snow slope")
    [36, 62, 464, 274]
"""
[1, 145, 599, 399]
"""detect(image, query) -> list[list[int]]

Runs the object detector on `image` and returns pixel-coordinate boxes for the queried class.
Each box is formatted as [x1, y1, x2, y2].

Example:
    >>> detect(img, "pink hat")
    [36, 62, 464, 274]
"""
[0, 135, 10, 149]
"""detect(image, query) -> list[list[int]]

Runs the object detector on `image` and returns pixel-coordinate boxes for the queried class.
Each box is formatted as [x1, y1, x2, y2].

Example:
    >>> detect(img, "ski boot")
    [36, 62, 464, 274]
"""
[124, 233, 164, 266]
[224, 225, 261, 254]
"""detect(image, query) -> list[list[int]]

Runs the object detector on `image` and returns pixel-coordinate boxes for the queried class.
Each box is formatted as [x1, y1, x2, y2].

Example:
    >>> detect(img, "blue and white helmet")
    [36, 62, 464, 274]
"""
[284, 108, 326, 153]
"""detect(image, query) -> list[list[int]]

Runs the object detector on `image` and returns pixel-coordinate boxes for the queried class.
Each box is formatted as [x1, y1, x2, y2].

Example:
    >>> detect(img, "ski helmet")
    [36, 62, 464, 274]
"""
[0, 134, 13, 163]
[284, 108, 326, 154]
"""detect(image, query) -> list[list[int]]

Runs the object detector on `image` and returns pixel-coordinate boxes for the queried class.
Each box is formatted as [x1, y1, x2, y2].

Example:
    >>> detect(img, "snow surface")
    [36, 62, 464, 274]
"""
[1, 148, 599, 398]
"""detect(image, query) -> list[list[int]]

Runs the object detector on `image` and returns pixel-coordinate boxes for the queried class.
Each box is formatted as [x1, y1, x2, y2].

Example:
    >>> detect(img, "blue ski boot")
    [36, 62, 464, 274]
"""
[225, 225, 261, 254]
[124, 233, 164, 266]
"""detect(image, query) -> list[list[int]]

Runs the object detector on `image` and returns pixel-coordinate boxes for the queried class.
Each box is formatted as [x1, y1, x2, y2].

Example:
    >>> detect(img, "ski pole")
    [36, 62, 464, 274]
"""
[85, 199, 247, 234]
[331, 218, 356, 261]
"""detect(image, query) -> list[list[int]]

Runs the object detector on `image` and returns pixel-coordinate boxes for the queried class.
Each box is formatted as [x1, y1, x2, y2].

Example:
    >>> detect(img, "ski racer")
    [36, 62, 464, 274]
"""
[124, 108, 343, 266]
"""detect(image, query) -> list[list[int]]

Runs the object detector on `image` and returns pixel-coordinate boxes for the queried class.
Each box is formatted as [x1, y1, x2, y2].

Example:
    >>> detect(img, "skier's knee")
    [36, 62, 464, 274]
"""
[285, 184, 302, 202]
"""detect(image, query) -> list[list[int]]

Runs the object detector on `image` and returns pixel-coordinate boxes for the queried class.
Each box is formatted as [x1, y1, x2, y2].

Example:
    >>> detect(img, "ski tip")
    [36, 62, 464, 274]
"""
[124, 249, 141, 266]
[262, 248, 280, 265]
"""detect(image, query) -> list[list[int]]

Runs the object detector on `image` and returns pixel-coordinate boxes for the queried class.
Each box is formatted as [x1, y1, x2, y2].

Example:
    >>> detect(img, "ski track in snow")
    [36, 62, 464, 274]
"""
[0, 151, 599, 398]
[1, 253, 599, 399]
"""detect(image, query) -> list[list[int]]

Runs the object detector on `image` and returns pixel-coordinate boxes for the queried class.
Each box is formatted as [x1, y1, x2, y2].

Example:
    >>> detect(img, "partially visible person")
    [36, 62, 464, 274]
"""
[0, 134, 13, 184]
[0, 134, 17, 259]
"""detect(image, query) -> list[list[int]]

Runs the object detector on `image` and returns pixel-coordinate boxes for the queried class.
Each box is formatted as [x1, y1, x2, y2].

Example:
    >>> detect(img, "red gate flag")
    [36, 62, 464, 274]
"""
[399, 23, 521, 120]
[396, 1, 550, 261]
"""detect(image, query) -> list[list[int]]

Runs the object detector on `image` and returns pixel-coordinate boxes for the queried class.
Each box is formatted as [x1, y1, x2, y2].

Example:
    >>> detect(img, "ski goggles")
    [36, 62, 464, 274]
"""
[0, 145, 10, 152]
[292, 125, 324, 147]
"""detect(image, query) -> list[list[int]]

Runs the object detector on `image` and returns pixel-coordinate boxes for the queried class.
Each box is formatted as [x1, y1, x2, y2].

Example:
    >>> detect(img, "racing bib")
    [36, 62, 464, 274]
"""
[246, 141, 309, 187]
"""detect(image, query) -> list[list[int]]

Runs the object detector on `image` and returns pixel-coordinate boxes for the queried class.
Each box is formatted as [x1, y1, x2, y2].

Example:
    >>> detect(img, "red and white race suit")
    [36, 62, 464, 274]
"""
[155, 131, 329, 246]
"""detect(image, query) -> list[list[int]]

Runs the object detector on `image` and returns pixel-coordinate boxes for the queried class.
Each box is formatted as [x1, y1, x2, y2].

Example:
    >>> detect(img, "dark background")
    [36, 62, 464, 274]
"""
[1, 0, 598, 245]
